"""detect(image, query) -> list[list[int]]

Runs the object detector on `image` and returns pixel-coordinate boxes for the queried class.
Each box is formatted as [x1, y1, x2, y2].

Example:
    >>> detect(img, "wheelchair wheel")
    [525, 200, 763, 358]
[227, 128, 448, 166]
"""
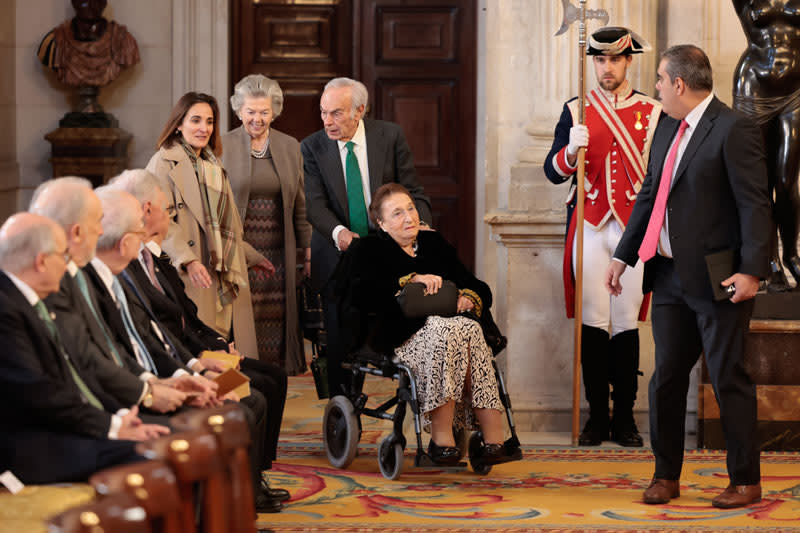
[468, 431, 493, 475]
[323, 395, 360, 469]
[378, 436, 405, 480]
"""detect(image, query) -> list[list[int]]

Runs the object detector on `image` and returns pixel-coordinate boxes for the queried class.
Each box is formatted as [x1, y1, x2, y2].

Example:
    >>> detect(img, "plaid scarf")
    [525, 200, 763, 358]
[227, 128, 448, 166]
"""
[179, 139, 246, 308]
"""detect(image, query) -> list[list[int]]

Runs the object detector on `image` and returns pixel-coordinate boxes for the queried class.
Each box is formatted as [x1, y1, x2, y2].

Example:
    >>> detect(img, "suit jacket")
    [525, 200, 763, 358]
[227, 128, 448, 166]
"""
[223, 125, 312, 370]
[0, 271, 112, 440]
[45, 272, 146, 406]
[153, 249, 229, 353]
[120, 266, 197, 365]
[614, 97, 771, 301]
[126, 256, 216, 357]
[146, 144, 258, 358]
[83, 263, 187, 378]
[301, 118, 433, 292]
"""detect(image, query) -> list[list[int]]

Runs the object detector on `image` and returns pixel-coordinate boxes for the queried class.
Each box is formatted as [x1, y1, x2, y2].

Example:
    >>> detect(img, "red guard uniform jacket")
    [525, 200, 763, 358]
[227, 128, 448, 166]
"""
[544, 85, 662, 318]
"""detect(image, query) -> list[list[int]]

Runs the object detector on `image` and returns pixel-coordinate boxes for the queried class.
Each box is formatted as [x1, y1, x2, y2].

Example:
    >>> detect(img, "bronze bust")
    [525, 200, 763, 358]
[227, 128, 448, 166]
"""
[38, 0, 139, 121]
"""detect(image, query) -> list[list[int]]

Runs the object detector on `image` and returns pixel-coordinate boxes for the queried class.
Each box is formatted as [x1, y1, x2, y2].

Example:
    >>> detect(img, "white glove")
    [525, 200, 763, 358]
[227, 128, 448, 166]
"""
[567, 124, 589, 156]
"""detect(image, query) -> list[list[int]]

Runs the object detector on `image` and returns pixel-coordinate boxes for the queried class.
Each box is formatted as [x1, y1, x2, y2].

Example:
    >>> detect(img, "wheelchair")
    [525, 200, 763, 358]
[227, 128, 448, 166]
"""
[314, 310, 523, 480]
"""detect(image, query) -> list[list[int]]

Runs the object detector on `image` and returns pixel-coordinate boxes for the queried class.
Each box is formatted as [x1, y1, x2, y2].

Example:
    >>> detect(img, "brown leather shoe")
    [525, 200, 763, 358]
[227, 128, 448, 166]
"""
[642, 478, 680, 504]
[711, 484, 762, 509]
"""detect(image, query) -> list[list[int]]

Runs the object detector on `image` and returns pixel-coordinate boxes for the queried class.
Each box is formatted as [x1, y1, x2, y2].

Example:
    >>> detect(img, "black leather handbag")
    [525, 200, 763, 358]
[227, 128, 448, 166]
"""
[395, 280, 459, 318]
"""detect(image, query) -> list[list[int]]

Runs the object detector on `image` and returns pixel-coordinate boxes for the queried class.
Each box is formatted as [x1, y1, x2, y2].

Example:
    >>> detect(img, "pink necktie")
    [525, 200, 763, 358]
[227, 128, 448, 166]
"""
[638, 120, 689, 262]
[142, 250, 165, 294]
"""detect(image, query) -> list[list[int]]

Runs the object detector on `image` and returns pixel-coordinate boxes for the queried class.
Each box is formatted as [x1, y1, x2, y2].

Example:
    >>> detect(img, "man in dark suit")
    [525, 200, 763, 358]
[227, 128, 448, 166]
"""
[605, 45, 771, 508]
[31, 177, 187, 416]
[302, 77, 432, 395]
[0, 213, 167, 484]
[109, 168, 291, 507]
[87, 185, 282, 512]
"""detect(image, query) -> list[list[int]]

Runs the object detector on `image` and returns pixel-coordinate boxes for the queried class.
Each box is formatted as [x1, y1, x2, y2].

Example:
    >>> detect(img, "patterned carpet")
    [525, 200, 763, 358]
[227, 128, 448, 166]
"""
[257, 374, 800, 532]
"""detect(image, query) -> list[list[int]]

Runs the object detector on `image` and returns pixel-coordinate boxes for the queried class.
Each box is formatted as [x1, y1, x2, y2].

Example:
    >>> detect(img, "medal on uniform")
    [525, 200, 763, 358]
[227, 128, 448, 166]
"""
[634, 111, 643, 130]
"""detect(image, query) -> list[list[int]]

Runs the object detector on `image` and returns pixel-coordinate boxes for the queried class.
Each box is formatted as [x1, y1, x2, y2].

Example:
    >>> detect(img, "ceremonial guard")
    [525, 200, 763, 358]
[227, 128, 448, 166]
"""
[544, 27, 662, 446]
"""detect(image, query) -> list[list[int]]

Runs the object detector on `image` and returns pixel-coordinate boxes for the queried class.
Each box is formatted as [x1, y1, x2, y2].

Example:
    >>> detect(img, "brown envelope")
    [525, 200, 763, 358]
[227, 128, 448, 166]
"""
[213, 367, 251, 399]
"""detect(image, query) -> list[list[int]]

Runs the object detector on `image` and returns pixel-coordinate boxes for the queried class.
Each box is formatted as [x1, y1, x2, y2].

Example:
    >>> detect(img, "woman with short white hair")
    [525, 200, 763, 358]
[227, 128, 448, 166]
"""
[222, 74, 311, 375]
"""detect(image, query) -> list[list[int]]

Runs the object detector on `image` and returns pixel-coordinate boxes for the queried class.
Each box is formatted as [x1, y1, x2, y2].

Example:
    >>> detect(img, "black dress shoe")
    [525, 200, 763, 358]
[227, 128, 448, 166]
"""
[481, 443, 505, 465]
[261, 479, 291, 502]
[255, 492, 283, 513]
[428, 439, 460, 465]
[578, 427, 607, 446]
[578, 419, 608, 446]
[612, 427, 644, 447]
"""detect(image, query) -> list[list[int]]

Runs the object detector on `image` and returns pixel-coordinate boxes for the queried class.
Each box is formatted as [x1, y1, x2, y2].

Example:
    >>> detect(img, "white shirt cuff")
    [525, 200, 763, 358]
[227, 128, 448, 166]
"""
[332, 225, 347, 251]
[108, 412, 126, 439]
[187, 357, 199, 370]
[172, 369, 190, 378]
[139, 372, 157, 382]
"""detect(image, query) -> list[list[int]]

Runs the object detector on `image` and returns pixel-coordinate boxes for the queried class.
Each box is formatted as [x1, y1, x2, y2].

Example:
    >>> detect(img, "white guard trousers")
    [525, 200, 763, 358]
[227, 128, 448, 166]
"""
[572, 219, 645, 335]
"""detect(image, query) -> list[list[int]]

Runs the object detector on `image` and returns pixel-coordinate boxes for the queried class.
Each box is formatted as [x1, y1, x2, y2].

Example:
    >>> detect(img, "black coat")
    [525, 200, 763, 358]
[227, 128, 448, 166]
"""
[337, 230, 491, 353]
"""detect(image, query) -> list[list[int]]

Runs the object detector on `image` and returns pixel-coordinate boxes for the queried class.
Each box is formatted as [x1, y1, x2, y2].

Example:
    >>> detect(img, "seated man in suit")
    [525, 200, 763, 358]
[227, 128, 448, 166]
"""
[108, 168, 290, 506]
[0, 212, 168, 484]
[302, 77, 432, 395]
[86, 186, 281, 513]
[30, 176, 188, 417]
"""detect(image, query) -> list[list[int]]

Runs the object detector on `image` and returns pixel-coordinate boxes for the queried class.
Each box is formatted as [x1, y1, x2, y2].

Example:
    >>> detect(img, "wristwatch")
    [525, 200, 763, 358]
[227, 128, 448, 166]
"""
[142, 383, 154, 408]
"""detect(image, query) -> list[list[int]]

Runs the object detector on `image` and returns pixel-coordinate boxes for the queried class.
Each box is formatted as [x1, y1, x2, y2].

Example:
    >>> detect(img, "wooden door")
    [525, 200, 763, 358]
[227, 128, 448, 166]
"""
[358, 0, 476, 266]
[231, 0, 476, 267]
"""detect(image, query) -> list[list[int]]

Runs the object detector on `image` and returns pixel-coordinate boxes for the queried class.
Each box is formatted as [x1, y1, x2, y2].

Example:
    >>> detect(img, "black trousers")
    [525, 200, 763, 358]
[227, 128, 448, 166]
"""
[238, 390, 267, 493]
[1, 431, 144, 484]
[649, 256, 759, 485]
[241, 357, 287, 470]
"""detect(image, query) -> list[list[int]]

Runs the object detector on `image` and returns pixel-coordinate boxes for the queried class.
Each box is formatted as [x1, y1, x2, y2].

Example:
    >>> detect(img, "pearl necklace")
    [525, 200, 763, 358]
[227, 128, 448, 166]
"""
[251, 138, 269, 158]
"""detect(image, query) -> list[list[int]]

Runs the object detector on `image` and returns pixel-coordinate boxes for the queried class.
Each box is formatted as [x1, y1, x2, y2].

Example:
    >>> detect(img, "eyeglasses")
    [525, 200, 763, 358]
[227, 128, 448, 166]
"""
[49, 249, 71, 263]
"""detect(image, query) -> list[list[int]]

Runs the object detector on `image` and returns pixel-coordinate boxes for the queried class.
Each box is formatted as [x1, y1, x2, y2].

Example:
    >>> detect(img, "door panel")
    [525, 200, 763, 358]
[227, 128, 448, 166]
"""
[360, 0, 476, 266]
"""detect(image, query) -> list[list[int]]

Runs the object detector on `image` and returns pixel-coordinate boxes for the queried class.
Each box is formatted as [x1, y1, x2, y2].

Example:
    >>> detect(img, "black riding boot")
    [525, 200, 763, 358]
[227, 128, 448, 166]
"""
[579, 325, 610, 446]
[609, 329, 644, 447]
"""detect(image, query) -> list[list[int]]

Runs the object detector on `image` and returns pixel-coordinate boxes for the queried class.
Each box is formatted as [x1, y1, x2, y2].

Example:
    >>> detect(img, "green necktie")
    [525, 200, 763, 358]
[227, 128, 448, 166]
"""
[33, 300, 104, 410]
[74, 270, 124, 367]
[345, 141, 369, 237]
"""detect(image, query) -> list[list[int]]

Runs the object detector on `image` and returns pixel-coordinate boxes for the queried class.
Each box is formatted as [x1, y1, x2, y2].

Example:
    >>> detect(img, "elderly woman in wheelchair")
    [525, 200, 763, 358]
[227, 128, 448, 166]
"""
[326, 183, 521, 477]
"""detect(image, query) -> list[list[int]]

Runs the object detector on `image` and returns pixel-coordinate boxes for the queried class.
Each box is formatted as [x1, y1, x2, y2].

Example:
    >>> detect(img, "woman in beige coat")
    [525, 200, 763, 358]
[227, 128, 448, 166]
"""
[146, 91, 270, 359]
[223, 75, 312, 374]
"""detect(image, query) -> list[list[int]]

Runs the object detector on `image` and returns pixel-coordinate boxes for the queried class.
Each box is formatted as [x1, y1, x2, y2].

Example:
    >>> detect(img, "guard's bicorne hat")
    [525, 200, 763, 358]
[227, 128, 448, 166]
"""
[587, 26, 651, 56]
